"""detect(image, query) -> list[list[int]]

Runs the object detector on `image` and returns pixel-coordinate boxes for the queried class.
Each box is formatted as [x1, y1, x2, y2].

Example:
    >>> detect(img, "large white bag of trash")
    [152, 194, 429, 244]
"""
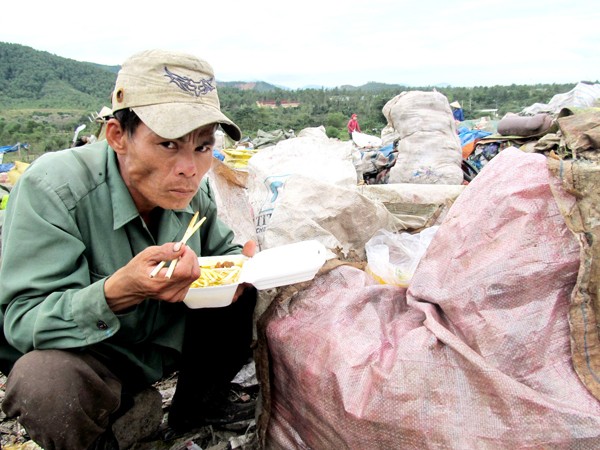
[358, 183, 465, 230]
[383, 90, 463, 184]
[207, 158, 257, 246]
[257, 148, 600, 448]
[352, 130, 382, 148]
[247, 129, 402, 257]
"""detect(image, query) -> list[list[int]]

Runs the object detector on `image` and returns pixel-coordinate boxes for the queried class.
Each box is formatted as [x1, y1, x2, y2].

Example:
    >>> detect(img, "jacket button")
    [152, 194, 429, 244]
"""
[96, 320, 109, 330]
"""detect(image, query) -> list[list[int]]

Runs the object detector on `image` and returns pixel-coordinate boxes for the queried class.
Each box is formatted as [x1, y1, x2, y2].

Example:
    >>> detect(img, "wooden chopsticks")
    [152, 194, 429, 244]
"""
[149, 212, 206, 278]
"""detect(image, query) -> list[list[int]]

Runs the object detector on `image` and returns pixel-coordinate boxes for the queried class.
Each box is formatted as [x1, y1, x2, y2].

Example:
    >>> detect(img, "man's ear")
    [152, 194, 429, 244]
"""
[105, 118, 127, 155]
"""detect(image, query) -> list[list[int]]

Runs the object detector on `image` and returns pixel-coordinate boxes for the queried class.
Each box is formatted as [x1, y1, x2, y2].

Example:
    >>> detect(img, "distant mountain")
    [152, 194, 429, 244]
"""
[0, 42, 117, 109]
[90, 63, 121, 74]
[218, 80, 283, 92]
[342, 81, 409, 92]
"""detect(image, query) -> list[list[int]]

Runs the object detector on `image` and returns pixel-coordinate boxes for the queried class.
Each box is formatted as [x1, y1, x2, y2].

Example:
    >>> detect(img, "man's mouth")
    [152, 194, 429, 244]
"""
[171, 188, 195, 197]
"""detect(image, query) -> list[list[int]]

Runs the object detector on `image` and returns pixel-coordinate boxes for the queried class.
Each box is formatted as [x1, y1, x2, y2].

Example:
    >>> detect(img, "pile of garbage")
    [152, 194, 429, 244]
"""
[204, 85, 600, 448]
[459, 81, 600, 174]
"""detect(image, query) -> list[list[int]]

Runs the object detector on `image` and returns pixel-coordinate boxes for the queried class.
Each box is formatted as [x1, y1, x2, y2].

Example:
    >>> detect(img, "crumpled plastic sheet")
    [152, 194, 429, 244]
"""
[263, 148, 600, 449]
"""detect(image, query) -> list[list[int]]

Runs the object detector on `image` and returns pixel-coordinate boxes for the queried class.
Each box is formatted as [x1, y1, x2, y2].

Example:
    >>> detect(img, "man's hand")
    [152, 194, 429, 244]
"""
[241, 240, 257, 259]
[232, 240, 258, 303]
[104, 242, 200, 312]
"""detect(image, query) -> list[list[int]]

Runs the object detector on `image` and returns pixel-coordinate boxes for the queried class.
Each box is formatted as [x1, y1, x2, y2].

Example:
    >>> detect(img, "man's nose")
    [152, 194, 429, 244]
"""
[177, 152, 197, 177]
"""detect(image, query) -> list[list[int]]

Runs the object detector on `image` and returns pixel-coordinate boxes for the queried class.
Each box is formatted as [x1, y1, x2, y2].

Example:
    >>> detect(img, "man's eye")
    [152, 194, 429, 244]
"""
[196, 145, 212, 153]
[161, 141, 177, 149]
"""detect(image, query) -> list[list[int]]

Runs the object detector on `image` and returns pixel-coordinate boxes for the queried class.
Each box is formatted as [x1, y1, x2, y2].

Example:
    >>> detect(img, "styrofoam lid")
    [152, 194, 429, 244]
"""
[239, 240, 328, 290]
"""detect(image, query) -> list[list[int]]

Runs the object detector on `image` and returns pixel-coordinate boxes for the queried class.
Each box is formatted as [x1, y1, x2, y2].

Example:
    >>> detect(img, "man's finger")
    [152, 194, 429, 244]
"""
[242, 240, 257, 257]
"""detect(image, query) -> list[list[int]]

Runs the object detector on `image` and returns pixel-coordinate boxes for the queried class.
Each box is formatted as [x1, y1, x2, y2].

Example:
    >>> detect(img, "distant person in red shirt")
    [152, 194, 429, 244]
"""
[347, 113, 361, 139]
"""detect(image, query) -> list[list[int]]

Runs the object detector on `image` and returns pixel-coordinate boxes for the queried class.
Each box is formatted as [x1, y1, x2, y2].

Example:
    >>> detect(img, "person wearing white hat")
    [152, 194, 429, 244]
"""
[450, 101, 464, 122]
[0, 50, 257, 449]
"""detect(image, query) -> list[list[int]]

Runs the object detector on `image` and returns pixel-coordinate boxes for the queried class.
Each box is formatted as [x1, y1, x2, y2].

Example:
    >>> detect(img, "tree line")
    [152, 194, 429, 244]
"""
[0, 41, 587, 156]
[219, 82, 579, 139]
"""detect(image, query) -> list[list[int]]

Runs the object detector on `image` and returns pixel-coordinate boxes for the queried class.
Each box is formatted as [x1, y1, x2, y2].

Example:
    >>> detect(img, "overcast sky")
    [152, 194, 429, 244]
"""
[1, 0, 598, 89]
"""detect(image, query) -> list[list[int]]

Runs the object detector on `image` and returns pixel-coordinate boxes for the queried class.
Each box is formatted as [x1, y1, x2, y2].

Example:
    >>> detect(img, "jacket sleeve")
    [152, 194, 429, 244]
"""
[0, 171, 120, 354]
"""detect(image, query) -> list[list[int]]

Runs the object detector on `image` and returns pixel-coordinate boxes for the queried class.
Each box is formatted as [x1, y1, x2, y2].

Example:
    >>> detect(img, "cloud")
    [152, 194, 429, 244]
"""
[1, 0, 598, 88]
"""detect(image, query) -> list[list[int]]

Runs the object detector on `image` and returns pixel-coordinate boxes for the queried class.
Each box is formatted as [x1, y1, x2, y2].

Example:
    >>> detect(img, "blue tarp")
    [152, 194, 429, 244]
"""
[458, 128, 492, 146]
[378, 143, 395, 159]
[213, 149, 225, 161]
[0, 143, 28, 154]
[0, 163, 15, 173]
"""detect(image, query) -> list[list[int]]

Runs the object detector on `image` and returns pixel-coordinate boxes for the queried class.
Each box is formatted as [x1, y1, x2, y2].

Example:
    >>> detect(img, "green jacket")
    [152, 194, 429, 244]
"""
[0, 140, 241, 383]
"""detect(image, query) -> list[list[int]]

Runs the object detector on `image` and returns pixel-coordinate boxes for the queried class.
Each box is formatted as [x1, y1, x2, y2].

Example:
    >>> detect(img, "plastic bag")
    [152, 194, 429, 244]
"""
[365, 226, 439, 287]
[352, 131, 382, 148]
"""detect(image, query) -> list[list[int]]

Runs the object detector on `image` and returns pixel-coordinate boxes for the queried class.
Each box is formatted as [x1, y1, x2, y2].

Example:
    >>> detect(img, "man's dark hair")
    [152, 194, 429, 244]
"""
[113, 108, 142, 137]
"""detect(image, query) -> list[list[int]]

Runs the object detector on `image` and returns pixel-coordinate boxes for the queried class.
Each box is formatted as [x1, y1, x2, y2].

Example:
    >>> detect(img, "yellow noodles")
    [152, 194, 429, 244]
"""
[191, 262, 243, 288]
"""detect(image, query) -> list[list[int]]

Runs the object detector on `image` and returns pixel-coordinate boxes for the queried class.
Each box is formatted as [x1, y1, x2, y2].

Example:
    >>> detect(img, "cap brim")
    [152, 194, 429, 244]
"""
[133, 103, 241, 141]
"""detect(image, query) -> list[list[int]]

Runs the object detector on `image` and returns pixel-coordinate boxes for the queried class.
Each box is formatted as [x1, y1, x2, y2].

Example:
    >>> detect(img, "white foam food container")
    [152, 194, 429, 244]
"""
[183, 240, 328, 309]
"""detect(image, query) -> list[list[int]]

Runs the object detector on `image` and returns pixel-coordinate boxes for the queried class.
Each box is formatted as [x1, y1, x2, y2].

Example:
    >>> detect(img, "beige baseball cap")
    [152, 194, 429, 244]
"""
[111, 49, 241, 141]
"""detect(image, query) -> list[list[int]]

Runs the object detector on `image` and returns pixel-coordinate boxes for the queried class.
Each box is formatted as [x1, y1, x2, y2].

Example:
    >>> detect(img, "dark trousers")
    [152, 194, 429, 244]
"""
[2, 287, 257, 450]
[170, 286, 257, 419]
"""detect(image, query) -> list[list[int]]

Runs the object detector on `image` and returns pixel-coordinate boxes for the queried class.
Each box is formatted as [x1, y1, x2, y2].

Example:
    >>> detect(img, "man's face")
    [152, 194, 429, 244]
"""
[112, 120, 216, 217]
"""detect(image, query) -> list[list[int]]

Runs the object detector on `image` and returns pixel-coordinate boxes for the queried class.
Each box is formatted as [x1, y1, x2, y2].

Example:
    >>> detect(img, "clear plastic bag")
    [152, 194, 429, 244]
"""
[365, 226, 439, 287]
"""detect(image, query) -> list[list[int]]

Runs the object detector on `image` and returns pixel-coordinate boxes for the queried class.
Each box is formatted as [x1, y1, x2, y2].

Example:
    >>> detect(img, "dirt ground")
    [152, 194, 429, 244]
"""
[0, 372, 259, 450]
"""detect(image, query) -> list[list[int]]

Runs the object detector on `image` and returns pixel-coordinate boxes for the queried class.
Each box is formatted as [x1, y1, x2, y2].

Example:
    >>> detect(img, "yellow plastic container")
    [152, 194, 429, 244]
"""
[7, 161, 30, 185]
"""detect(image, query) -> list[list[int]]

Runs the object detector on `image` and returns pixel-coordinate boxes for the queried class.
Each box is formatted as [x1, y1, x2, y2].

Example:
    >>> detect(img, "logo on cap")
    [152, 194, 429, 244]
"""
[164, 67, 215, 97]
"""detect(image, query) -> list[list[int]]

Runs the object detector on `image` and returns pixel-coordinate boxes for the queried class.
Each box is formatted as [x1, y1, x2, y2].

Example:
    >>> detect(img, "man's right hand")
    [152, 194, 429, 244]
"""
[103, 243, 201, 312]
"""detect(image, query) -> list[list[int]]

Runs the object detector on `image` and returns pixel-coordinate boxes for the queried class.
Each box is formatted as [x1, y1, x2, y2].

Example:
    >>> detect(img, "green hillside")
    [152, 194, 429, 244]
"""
[0, 42, 116, 109]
